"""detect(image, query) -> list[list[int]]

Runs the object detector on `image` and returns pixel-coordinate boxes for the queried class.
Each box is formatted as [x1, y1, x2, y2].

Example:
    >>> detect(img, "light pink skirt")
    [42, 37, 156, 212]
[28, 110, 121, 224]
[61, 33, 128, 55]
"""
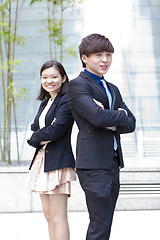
[29, 148, 76, 196]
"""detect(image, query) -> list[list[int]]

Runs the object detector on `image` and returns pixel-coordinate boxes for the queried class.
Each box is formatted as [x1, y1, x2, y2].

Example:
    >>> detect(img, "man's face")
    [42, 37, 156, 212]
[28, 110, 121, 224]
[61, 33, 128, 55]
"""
[82, 52, 112, 78]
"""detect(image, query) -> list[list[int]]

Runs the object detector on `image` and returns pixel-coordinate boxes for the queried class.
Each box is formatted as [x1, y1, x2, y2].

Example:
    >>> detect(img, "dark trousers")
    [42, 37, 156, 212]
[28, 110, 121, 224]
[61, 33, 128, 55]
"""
[77, 159, 120, 240]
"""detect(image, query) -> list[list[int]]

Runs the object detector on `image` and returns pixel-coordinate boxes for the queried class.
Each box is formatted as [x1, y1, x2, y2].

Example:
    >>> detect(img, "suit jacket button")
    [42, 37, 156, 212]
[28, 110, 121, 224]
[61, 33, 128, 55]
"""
[45, 150, 48, 153]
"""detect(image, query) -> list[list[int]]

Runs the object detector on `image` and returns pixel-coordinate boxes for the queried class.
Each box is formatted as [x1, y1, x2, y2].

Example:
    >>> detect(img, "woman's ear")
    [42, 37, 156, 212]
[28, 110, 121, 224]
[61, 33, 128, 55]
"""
[62, 75, 67, 83]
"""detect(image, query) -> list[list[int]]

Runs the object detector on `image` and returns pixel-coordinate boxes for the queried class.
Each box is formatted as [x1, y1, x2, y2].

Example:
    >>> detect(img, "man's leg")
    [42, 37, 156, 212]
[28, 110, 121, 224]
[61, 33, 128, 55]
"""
[77, 160, 120, 240]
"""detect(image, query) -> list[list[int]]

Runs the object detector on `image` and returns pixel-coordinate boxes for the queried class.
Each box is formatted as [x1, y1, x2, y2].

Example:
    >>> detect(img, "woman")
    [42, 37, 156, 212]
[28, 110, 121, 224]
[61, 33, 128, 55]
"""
[27, 60, 76, 240]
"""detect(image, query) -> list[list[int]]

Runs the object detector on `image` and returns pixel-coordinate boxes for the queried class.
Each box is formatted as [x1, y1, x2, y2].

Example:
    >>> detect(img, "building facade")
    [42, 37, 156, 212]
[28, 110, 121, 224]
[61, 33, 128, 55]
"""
[0, 0, 160, 211]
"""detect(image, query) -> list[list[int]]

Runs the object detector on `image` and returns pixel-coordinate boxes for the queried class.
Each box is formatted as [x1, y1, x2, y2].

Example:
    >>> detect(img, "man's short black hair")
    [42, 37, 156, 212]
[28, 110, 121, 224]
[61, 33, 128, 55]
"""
[79, 33, 114, 68]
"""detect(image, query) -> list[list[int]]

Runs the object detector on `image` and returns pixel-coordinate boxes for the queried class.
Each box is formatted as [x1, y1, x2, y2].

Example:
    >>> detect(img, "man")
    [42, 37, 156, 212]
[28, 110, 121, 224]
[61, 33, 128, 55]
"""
[68, 33, 136, 240]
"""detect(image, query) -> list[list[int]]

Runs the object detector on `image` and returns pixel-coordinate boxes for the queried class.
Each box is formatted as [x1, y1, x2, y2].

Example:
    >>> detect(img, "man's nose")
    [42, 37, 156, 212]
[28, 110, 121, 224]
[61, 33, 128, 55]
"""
[102, 55, 108, 62]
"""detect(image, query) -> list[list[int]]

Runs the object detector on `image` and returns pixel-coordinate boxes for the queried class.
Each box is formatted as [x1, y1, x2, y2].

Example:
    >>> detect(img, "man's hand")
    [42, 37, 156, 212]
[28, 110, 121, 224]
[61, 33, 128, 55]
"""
[93, 98, 104, 109]
[107, 109, 127, 131]
[106, 126, 117, 131]
[118, 108, 128, 116]
[93, 99, 117, 131]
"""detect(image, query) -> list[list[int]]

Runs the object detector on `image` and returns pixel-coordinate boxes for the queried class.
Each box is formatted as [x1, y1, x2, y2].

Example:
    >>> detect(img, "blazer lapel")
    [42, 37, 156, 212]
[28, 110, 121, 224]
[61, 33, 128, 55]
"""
[34, 100, 48, 129]
[45, 92, 61, 125]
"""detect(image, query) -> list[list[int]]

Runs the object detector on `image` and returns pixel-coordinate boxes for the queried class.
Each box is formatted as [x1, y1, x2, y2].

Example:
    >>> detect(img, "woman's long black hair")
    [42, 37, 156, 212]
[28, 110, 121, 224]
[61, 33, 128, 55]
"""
[37, 60, 69, 101]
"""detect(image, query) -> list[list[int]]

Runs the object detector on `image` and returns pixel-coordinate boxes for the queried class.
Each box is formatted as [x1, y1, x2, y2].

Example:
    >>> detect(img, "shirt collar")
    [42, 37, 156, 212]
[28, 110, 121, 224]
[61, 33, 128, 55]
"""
[84, 69, 104, 84]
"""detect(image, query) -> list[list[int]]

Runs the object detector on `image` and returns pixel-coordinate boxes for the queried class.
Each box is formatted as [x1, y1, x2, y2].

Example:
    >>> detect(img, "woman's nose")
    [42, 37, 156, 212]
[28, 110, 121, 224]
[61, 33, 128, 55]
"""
[47, 78, 53, 82]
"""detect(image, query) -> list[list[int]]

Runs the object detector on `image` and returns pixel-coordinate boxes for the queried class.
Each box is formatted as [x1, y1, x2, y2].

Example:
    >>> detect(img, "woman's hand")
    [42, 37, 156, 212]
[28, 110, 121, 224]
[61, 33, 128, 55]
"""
[51, 117, 56, 124]
[40, 141, 51, 145]
[40, 118, 56, 145]
[26, 130, 34, 140]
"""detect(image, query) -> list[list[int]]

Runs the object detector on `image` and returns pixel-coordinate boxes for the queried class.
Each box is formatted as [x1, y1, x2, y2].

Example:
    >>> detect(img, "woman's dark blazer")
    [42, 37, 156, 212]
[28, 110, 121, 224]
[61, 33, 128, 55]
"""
[28, 93, 75, 172]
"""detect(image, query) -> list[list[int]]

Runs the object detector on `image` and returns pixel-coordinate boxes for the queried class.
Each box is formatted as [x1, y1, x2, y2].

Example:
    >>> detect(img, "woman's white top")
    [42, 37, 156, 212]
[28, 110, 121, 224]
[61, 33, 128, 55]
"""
[39, 98, 53, 129]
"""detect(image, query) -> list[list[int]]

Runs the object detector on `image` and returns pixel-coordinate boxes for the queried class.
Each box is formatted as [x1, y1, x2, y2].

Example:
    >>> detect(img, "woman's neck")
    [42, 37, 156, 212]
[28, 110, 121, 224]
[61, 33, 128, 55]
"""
[50, 92, 59, 101]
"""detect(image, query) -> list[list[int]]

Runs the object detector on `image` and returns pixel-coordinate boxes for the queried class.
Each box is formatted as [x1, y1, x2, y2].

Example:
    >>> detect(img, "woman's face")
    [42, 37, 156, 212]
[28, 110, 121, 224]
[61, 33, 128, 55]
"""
[41, 66, 66, 99]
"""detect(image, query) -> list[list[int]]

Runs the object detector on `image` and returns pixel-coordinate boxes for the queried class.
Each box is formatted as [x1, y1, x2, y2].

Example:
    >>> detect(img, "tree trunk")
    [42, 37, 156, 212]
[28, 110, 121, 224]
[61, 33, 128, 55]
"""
[6, 1, 12, 164]
[47, 1, 53, 60]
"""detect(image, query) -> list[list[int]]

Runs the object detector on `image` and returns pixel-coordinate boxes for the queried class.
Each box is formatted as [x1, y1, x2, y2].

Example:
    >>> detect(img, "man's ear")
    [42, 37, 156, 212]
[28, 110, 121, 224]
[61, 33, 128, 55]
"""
[82, 55, 87, 64]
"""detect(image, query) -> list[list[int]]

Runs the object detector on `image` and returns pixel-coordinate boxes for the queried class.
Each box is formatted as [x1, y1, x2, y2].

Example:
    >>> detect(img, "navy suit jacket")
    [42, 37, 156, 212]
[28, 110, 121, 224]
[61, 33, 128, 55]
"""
[28, 93, 75, 172]
[68, 71, 136, 169]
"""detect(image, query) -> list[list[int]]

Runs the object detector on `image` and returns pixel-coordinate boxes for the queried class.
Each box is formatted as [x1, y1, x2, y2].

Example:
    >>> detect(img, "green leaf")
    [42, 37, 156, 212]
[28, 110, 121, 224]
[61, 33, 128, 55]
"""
[30, 0, 43, 5]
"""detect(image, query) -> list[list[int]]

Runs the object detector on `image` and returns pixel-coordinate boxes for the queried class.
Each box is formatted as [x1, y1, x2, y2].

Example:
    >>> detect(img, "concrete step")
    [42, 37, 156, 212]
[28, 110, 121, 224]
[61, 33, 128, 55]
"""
[0, 165, 160, 212]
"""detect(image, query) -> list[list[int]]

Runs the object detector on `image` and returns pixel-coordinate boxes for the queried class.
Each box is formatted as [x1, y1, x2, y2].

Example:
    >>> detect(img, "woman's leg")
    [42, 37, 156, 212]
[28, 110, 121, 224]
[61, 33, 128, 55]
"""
[40, 194, 55, 240]
[49, 194, 69, 240]
[40, 194, 69, 240]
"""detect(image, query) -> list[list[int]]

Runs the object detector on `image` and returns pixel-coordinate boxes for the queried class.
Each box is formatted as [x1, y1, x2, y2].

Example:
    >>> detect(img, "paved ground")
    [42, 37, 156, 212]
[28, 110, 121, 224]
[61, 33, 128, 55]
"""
[0, 210, 160, 240]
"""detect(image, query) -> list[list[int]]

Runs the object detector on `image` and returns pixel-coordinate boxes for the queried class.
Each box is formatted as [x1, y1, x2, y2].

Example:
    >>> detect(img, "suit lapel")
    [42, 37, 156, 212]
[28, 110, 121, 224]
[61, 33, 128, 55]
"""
[80, 71, 117, 110]
[80, 72, 110, 108]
